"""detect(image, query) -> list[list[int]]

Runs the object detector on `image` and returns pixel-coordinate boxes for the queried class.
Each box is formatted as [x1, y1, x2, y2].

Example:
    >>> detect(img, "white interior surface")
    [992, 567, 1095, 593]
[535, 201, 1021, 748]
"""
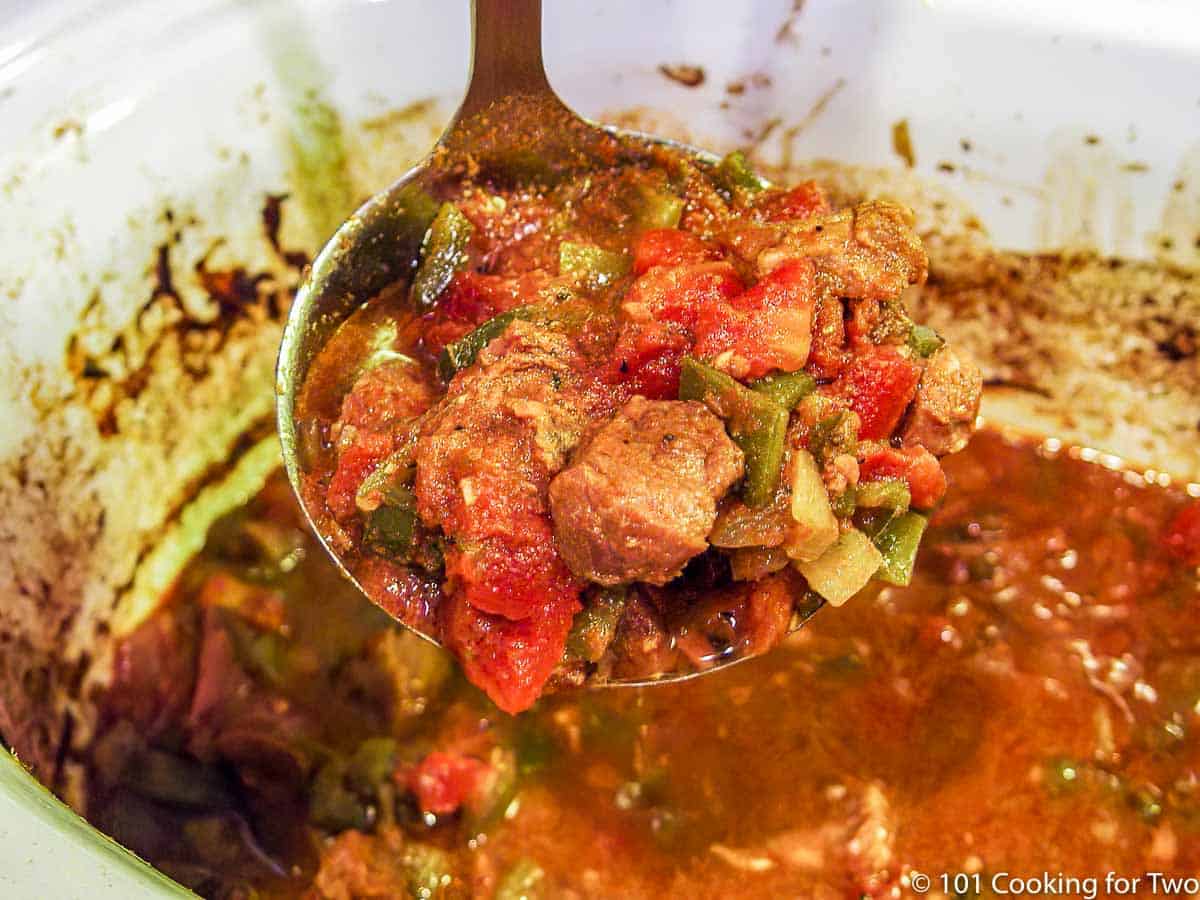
[1, 0, 1198, 895]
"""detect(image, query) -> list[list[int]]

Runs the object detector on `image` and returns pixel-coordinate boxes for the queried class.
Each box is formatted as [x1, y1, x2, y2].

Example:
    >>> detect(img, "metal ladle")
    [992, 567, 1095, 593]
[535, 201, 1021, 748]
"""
[276, 0, 819, 686]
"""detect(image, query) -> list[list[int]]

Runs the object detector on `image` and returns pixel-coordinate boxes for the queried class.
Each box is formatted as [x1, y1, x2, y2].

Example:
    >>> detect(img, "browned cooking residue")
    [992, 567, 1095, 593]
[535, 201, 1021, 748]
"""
[658, 64, 706, 88]
[64, 194, 307, 437]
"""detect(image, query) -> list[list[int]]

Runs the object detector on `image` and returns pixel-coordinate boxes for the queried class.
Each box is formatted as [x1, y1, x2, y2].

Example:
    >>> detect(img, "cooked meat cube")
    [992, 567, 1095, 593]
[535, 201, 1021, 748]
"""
[901, 345, 983, 455]
[548, 396, 744, 586]
[416, 321, 589, 539]
[757, 200, 928, 300]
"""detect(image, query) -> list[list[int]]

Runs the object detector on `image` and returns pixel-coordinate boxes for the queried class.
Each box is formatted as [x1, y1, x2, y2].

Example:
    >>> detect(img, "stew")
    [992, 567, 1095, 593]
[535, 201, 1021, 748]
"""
[295, 150, 981, 712]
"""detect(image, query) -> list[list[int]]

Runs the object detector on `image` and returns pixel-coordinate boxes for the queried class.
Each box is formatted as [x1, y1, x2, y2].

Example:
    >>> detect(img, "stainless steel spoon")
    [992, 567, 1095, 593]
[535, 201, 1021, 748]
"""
[276, 0, 819, 686]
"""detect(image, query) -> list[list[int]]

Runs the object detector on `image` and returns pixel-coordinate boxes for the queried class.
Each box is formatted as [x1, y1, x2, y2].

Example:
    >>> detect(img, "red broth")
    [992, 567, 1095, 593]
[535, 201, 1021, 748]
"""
[87, 428, 1200, 897]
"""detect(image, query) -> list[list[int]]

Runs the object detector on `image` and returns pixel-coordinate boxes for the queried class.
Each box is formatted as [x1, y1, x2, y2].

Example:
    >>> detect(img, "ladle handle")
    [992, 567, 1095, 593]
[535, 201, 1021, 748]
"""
[458, 0, 558, 118]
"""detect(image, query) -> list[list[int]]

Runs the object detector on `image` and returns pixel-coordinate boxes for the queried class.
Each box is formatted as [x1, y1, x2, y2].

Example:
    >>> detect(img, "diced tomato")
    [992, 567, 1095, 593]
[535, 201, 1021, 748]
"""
[403, 751, 492, 816]
[444, 527, 581, 621]
[631, 228, 717, 275]
[693, 259, 816, 378]
[441, 589, 580, 714]
[760, 180, 830, 222]
[327, 440, 392, 521]
[621, 261, 743, 333]
[608, 320, 690, 400]
[832, 350, 922, 440]
[420, 271, 532, 355]
[859, 446, 947, 509]
[1163, 502, 1200, 567]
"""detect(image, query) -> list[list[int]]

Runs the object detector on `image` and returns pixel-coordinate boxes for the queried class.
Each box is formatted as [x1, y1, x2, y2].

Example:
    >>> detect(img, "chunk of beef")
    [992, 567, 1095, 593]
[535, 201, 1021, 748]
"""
[757, 200, 928, 301]
[900, 345, 983, 456]
[334, 359, 435, 452]
[414, 321, 588, 711]
[548, 396, 744, 586]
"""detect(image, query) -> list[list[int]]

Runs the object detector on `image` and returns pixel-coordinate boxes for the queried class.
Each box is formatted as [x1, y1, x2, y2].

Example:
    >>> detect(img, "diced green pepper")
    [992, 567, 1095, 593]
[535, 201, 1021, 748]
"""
[830, 484, 856, 518]
[355, 444, 417, 513]
[410, 202, 474, 310]
[855, 477, 911, 511]
[807, 411, 858, 466]
[494, 858, 545, 900]
[346, 737, 398, 793]
[750, 371, 817, 410]
[679, 357, 789, 507]
[403, 843, 453, 898]
[715, 150, 769, 194]
[908, 323, 944, 358]
[795, 528, 883, 607]
[566, 588, 627, 663]
[309, 758, 372, 832]
[437, 308, 525, 382]
[634, 185, 685, 229]
[363, 485, 418, 560]
[865, 510, 928, 586]
[558, 241, 630, 289]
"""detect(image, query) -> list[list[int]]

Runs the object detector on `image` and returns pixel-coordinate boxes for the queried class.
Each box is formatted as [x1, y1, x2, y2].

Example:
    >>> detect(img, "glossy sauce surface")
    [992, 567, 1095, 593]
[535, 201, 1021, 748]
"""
[90, 430, 1200, 898]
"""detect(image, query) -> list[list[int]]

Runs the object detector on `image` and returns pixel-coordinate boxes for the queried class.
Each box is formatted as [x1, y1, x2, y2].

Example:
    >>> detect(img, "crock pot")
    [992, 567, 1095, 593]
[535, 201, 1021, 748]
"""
[1, 0, 1197, 895]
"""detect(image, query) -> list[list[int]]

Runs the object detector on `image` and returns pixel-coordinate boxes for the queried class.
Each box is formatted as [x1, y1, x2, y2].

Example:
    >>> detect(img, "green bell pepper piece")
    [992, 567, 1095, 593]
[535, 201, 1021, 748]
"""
[830, 484, 857, 519]
[855, 478, 912, 511]
[808, 411, 858, 466]
[750, 371, 817, 411]
[634, 184, 685, 229]
[679, 357, 789, 507]
[907, 324, 944, 358]
[559, 241, 630, 289]
[566, 588, 627, 663]
[715, 150, 769, 194]
[864, 510, 928, 586]
[363, 484, 418, 560]
[410, 202, 474, 310]
[438, 308, 527, 381]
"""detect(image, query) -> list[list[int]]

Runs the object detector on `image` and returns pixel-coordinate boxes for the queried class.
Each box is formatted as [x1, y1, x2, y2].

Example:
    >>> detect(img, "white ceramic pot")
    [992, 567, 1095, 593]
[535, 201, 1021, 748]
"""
[0, 1, 1197, 896]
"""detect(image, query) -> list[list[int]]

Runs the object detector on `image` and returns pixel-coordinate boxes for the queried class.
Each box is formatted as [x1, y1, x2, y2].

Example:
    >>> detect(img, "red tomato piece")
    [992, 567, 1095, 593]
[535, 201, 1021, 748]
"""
[1163, 502, 1200, 566]
[327, 440, 391, 522]
[694, 259, 816, 378]
[443, 525, 580, 621]
[441, 589, 580, 714]
[608, 320, 691, 400]
[621, 261, 743, 333]
[833, 350, 923, 440]
[404, 751, 492, 816]
[420, 271, 531, 355]
[631, 228, 717, 275]
[859, 446, 947, 509]
[761, 180, 830, 222]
